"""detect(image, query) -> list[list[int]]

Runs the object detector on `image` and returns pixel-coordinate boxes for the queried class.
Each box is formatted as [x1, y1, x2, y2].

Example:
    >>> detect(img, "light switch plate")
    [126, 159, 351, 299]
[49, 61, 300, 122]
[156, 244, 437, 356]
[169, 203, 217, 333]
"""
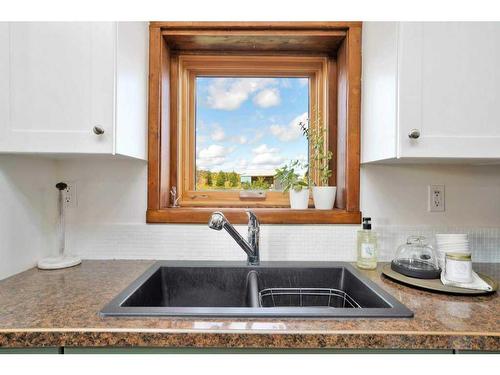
[428, 184, 445, 212]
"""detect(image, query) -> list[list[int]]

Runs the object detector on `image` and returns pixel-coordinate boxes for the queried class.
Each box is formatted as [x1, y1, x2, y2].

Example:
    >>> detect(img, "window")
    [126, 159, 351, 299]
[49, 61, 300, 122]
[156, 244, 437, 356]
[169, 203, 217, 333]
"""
[147, 22, 362, 224]
[177, 55, 327, 207]
[194, 77, 309, 193]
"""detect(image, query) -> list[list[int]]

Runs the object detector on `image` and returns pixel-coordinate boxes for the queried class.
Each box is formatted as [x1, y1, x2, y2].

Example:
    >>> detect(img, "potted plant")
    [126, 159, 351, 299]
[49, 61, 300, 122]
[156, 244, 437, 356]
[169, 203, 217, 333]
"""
[300, 111, 336, 210]
[274, 160, 309, 209]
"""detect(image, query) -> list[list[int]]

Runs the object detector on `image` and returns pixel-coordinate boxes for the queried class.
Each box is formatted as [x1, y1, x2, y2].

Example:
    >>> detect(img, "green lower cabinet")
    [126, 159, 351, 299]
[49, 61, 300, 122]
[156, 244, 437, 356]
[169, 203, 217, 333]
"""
[4, 347, 498, 354]
[454, 350, 500, 354]
[0, 347, 62, 354]
[62, 347, 455, 354]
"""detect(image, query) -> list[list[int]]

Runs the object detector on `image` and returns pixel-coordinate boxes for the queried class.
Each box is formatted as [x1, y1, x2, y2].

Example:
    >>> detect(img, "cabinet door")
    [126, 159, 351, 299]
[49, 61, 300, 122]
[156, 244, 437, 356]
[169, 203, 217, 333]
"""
[0, 22, 115, 153]
[0, 23, 8, 143]
[398, 22, 500, 158]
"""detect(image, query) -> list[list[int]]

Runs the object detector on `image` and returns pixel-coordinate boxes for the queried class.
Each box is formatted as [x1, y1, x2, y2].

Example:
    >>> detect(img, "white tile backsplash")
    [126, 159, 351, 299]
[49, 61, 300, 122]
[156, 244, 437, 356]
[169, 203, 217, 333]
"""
[376, 225, 500, 262]
[67, 223, 500, 262]
[57, 159, 500, 264]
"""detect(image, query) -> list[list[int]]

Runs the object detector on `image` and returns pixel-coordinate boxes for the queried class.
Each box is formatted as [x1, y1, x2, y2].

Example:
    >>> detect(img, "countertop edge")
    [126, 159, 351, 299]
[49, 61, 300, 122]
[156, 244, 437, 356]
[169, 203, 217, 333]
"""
[1, 330, 499, 351]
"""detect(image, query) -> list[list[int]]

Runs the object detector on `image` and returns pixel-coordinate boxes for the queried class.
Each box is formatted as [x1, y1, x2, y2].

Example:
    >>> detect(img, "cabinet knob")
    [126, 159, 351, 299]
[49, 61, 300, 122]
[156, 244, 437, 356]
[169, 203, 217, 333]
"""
[93, 126, 105, 135]
[408, 129, 420, 139]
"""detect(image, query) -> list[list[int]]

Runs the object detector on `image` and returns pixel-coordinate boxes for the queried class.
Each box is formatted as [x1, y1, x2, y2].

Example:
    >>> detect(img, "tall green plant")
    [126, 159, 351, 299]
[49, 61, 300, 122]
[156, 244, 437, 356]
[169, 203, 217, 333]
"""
[299, 110, 332, 186]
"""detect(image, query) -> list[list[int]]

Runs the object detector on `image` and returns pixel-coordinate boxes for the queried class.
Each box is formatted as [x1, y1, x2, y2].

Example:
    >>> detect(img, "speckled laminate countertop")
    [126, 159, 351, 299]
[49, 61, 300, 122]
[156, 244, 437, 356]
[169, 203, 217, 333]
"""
[0, 260, 498, 350]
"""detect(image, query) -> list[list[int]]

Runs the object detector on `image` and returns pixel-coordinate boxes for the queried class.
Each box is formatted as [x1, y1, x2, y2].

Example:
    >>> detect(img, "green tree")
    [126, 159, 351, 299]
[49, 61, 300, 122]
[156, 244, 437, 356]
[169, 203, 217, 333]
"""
[251, 177, 270, 190]
[205, 171, 213, 187]
[227, 171, 239, 188]
[215, 171, 227, 187]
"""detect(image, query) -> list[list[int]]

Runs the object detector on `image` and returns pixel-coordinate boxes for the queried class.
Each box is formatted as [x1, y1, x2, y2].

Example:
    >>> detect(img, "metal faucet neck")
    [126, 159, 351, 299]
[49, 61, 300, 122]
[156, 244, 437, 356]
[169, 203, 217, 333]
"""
[246, 211, 260, 265]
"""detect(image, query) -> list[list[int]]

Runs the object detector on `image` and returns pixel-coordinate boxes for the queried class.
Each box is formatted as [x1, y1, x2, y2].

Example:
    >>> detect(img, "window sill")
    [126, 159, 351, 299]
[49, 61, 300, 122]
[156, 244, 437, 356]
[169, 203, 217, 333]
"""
[146, 208, 361, 224]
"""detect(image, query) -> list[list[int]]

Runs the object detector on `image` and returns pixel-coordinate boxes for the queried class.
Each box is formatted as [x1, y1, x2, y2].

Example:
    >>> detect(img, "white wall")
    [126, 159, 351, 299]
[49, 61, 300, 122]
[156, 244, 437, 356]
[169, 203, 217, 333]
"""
[2, 155, 498, 280]
[361, 164, 500, 226]
[0, 155, 58, 279]
[57, 158, 500, 263]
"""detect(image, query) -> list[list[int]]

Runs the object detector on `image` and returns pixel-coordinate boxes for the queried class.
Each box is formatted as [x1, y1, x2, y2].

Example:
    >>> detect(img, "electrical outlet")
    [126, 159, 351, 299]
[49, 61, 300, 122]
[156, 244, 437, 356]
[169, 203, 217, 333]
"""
[428, 184, 445, 212]
[63, 182, 77, 209]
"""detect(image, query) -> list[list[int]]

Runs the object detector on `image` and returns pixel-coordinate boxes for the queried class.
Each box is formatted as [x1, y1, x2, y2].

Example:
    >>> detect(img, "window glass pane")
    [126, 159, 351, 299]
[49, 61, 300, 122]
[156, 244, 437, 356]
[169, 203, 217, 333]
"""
[195, 77, 309, 191]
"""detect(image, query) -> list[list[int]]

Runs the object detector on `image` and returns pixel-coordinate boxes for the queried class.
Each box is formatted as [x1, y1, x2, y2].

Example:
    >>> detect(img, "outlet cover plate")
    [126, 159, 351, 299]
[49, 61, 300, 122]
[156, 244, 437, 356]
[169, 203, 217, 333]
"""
[63, 182, 77, 209]
[428, 184, 445, 212]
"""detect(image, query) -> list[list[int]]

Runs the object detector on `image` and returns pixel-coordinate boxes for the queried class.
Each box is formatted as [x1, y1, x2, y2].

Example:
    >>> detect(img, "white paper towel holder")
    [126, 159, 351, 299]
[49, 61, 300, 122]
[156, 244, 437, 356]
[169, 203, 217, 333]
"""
[37, 182, 81, 270]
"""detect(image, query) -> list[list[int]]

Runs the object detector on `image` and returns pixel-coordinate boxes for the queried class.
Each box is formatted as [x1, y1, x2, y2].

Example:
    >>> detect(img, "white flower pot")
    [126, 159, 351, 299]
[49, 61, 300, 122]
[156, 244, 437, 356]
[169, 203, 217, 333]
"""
[289, 189, 309, 209]
[312, 186, 337, 210]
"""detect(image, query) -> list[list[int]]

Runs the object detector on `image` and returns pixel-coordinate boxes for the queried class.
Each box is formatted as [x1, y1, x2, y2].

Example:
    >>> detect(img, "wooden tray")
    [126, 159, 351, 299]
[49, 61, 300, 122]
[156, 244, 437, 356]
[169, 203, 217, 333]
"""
[382, 264, 498, 295]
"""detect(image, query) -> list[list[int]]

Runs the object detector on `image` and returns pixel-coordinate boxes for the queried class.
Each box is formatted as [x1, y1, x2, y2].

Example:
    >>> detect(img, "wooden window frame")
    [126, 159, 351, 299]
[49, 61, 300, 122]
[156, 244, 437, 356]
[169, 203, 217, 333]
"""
[147, 22, 362, 224]
[178, 54, 327, 208]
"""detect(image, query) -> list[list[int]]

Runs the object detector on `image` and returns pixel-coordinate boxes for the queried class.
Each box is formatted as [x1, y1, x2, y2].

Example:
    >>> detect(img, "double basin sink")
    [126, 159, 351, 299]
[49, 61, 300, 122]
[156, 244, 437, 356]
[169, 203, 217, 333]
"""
[101, 261, 413, 318]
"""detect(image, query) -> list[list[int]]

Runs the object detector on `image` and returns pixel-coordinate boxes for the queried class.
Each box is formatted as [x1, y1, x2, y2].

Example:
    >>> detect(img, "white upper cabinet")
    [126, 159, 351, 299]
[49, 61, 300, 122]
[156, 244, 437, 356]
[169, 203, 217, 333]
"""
[362, 22, 500, 163]
[0, 22, 148, 159]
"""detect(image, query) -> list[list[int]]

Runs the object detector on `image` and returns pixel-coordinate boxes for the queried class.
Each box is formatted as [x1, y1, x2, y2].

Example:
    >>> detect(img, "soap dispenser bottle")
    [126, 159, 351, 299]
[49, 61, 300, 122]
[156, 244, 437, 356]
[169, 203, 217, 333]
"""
[356, 217, 378, 270]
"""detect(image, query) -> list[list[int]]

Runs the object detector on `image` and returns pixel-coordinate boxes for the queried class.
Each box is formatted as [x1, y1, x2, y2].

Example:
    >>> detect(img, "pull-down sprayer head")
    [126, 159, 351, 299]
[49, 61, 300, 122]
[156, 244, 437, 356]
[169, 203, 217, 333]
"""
[208, 211, 226, 231]
[208, 211, 260, 265]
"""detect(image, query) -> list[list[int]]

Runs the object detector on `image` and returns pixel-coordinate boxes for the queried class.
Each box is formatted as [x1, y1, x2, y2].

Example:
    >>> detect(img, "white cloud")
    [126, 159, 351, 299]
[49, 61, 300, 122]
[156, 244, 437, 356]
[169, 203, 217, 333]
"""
[253, 153, 284, 166]
[253, 88, 281, 108]
[269, 112, 308, 142]
[210, 124, 225, 141]
[253, 144, 277, 154]
[197, 144, 288, 173]
[250, 144, 285, 170]
[216, 158, 249, 173]
[207, 124, 248, 145]
[198, 144, 226, 158]
[206, 78, 276, 111]
[196, 144, 231, 170]
[237, 159, 248, 170]
[230, 135, 247, 145]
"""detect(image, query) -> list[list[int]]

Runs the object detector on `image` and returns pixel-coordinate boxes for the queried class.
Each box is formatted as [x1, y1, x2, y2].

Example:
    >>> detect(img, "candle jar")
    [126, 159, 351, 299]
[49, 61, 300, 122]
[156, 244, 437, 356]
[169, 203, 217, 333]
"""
[445, 252, 473, 283]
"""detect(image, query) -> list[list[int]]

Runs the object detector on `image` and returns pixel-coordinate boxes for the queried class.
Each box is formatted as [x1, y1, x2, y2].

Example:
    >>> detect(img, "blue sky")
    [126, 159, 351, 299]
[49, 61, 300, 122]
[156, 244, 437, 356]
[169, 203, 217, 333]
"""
[195, 77, 309, 176]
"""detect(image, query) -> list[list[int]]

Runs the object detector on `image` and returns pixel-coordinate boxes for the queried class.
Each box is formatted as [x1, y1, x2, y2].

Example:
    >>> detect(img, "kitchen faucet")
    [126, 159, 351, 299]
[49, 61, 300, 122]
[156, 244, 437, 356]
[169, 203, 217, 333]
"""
[208, 210, 260, 265]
